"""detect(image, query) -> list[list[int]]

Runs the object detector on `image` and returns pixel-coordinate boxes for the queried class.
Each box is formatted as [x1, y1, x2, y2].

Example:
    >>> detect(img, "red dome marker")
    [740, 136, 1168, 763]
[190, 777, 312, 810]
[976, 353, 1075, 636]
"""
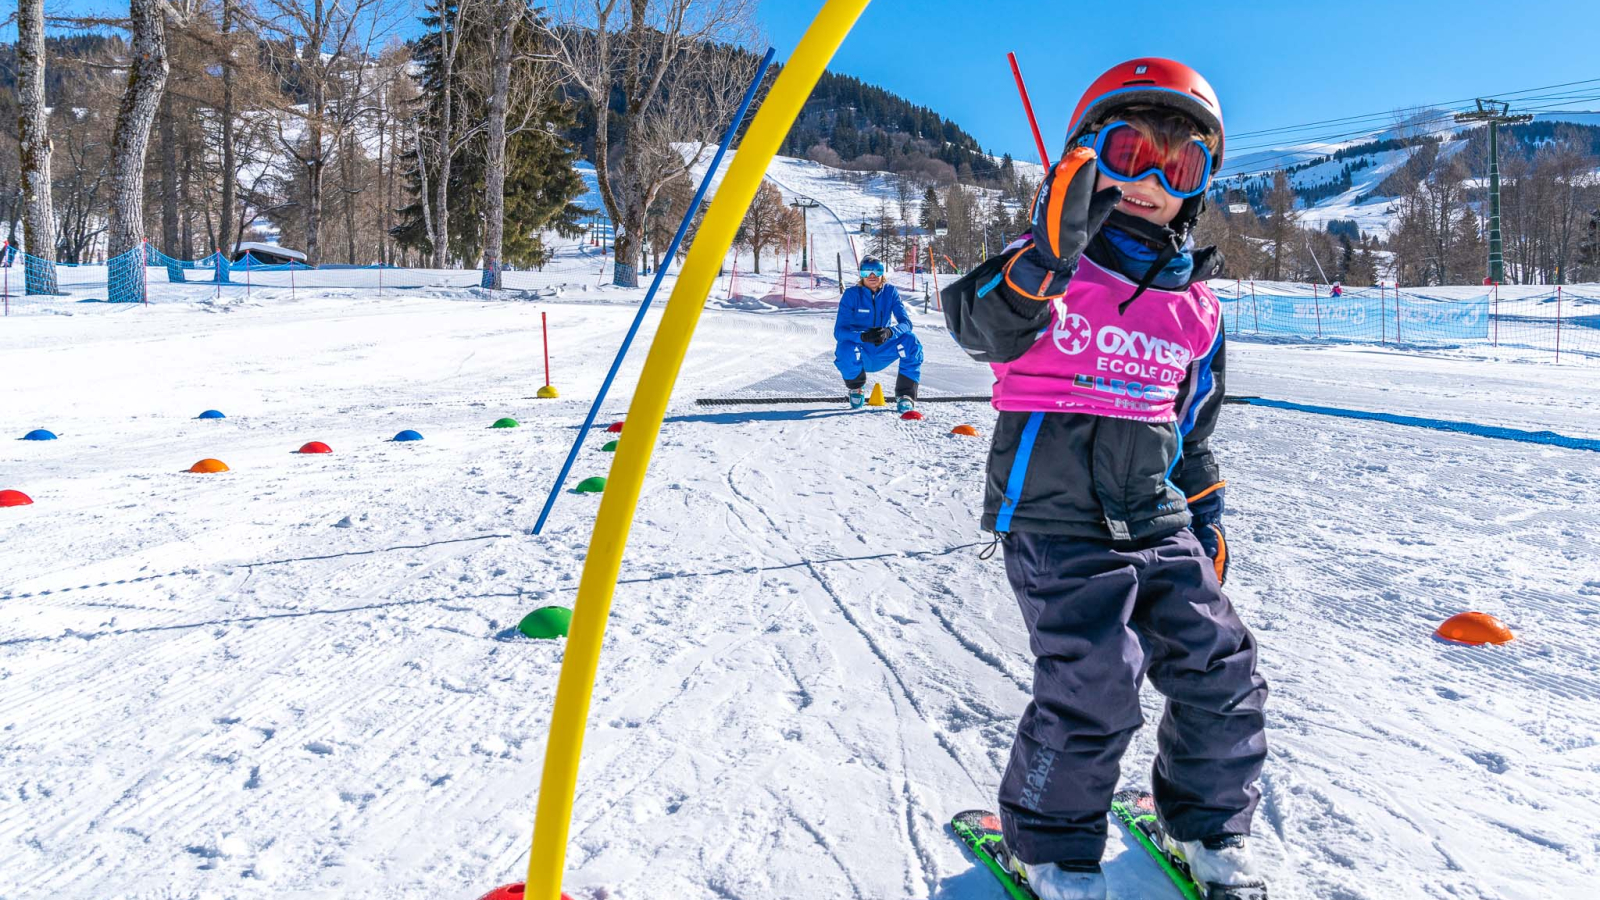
[900, 410, 924, 421]
[1, 489, 33, 507]
[298, 441, 333, 454]
[476, 884, 573, 900]
[606, 421, 624, 433]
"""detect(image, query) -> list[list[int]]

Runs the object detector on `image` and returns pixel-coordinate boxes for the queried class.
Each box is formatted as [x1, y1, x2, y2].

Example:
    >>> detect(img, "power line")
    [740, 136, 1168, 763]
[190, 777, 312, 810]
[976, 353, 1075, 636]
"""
[1227, 75, 1600, 141]
[1217, 94, 1600, 178]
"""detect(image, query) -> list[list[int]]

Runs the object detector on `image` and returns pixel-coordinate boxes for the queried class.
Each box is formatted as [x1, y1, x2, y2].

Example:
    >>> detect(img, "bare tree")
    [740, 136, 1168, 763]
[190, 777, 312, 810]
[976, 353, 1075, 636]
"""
[259, 0, 398, 264]
[106, 0, 178, 301]
[17, 0, 59, 293]
[478, 0, 557, 287]
[1264, 170, 1298, 281]
[734, 179, 800, 274]
[544, 0, 757, 286]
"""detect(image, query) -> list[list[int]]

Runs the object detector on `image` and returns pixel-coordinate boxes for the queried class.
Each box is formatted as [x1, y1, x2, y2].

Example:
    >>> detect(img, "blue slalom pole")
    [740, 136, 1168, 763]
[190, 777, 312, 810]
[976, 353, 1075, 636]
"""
[533, 46, 776, 535]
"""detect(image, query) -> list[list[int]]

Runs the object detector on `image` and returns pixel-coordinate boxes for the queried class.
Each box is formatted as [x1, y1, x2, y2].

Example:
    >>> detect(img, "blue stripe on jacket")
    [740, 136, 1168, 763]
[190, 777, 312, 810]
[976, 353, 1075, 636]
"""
[995, 412, 1046, 533]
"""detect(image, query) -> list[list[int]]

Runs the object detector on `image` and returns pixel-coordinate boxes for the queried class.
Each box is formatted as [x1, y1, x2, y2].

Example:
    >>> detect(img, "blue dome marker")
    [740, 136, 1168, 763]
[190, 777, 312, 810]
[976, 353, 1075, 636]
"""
[393, 429, 424, 442]
[197, 410, 226, 420]
[22, 429, 58, 441]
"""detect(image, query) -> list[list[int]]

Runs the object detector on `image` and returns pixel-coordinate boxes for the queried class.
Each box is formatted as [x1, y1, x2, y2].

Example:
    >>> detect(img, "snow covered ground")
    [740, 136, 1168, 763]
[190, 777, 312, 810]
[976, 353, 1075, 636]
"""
[2, 237, 1597, 900]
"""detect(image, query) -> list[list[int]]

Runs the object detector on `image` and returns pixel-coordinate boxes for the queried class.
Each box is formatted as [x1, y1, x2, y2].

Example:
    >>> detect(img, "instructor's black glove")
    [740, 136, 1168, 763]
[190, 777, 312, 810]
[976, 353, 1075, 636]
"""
[861, 326, 892, 345]
[1187, 485, 1230, 586]
[1003, 146, 1123, 301]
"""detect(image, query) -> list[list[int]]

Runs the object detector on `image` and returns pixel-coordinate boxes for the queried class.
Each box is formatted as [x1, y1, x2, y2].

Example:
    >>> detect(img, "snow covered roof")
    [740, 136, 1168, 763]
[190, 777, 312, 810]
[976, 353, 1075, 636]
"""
[234, 242, 306, 262]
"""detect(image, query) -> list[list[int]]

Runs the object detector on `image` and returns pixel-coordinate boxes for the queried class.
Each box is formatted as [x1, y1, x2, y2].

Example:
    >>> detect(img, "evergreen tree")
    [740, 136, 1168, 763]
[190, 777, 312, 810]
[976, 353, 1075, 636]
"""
[393, 0, 586, 268]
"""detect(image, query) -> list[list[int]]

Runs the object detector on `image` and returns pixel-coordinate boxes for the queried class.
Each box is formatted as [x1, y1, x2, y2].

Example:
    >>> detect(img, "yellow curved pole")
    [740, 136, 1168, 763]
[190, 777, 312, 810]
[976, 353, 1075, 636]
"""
[523, 3, 872, 898]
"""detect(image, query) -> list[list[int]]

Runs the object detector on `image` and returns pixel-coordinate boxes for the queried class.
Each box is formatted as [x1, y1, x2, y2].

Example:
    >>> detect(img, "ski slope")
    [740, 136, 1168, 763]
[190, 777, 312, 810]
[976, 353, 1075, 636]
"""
[2, 242, 1597, 900]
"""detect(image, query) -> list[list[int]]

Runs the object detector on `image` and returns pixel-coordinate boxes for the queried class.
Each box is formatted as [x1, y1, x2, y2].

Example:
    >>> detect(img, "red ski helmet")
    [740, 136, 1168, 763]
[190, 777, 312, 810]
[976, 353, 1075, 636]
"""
[1065, 58, 1225, 173]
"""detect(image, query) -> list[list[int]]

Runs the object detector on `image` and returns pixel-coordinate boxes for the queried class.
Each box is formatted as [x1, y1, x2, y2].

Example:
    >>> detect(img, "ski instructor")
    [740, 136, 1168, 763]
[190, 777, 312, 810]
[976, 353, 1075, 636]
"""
[834, 256, 923, 412]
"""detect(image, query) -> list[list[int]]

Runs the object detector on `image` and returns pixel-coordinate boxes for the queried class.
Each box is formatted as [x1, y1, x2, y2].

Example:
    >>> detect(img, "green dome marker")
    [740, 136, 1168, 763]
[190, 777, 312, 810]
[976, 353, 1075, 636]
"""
[517, 606, 572, 639]
[492, 417, 520, 429]
[601, 440, 619, 452]
[575, 476, 606, 493]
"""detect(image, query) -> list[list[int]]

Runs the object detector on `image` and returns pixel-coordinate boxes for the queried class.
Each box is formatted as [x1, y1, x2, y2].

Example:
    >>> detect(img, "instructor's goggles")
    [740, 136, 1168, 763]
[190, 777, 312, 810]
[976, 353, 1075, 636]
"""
[1086, 121, 1214, 199]
[860, 262, 886, 278]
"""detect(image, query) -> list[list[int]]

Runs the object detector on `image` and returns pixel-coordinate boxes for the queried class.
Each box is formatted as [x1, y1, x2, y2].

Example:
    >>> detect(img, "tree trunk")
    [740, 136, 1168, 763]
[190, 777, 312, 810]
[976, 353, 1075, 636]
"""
[220, 0, 237, 255]
[159, 92, 180, 254]
[481, 5, 518, 289]
[432, 29, 455, 269]
[341, 132, 357, 264]
[412, 117, 435, 264]
[17, 0, 59, 294]
[107, 0, 170, 302]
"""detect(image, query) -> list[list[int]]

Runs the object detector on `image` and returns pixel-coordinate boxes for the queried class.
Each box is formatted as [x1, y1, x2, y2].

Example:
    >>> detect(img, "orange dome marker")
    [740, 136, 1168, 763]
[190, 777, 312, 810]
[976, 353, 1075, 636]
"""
[1435, 611, 1514, 646]
[189, 458, 230, 474]
[951, 424, 980, 436]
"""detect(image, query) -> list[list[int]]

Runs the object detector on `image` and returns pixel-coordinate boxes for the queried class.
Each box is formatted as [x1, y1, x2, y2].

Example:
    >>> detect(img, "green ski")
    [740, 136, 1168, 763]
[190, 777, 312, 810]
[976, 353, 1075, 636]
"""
[1109, 789, 1205, 900]
[950, 809, 1036, 900]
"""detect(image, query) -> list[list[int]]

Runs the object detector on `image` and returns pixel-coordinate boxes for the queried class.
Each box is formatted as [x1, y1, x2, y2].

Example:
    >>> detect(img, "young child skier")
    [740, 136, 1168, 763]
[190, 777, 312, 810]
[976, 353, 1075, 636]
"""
[943, 59, 1269, 900]
[834, 256, 923, 412]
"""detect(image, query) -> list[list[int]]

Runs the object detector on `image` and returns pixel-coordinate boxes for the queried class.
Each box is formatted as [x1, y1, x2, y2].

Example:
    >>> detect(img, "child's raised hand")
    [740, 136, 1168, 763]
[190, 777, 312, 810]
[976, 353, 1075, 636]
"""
[1031, 147, 1123, 273]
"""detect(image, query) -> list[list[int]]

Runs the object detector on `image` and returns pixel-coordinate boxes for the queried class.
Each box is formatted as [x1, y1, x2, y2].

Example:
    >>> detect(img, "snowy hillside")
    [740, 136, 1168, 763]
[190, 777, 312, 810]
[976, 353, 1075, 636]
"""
[1218, 109, 1600, 238]
[4, 204, 1598, 900]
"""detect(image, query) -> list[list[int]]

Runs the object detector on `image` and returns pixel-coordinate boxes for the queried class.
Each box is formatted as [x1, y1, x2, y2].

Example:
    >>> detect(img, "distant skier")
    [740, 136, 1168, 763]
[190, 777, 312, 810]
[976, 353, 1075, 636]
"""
[943, 58, 1268, 900]
[1330, 282, 1343, 298]
[834, 256, 923, 411]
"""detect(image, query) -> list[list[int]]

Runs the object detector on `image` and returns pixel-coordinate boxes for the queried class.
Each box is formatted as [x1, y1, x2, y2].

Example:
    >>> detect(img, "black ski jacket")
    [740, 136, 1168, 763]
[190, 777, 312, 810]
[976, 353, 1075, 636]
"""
[942, 238, 1227, 542]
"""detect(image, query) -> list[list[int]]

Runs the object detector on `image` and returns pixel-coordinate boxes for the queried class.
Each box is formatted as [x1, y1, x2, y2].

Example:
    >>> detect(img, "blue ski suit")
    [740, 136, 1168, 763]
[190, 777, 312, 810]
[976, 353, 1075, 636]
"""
[833, 282, 924, 384]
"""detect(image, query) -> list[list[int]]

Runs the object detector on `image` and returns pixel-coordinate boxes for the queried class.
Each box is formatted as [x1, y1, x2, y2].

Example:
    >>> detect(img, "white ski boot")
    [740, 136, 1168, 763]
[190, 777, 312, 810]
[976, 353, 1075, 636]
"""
[1013, 859, 1107, 900]
[1165, 834, 1268, 899]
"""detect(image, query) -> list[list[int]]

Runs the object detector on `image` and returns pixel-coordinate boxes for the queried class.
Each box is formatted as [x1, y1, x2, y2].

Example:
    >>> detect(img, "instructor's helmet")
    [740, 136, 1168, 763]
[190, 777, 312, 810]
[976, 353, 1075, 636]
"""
[1064, 58, 1225, 234]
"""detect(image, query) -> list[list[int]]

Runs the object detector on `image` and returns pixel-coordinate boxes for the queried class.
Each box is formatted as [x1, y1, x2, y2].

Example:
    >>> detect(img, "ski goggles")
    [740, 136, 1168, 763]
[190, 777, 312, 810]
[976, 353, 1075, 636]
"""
[859, 262, 886, 278]
[1085, 121, 1214, 199]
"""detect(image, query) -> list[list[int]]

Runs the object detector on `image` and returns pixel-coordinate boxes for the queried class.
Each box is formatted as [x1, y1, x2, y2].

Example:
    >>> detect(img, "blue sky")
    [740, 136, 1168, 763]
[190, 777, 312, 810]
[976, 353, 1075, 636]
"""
[756, 0, 1600, 163]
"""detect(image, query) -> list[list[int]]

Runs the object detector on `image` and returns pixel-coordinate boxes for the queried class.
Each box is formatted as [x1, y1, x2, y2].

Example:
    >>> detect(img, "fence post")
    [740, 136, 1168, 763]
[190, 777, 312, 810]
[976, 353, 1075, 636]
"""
[1381, 284, 1387, 345]
[1396, 288, 1403, 343]
[837, 252, 844, 297]
[1250, 280, 1259, 332]
[1313, 285, 1322, 338]
[928, 244, 942, 311]
[1234, 278, 1241, 334]
[1555, 285, 1562, 363]
[542, 310, 551, 387]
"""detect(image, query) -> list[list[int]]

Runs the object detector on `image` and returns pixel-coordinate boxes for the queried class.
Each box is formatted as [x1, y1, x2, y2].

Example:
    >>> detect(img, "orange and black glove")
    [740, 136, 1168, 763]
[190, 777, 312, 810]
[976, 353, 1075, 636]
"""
[1003, 146, 1123, 301]
[1187, 484, 1230, 586]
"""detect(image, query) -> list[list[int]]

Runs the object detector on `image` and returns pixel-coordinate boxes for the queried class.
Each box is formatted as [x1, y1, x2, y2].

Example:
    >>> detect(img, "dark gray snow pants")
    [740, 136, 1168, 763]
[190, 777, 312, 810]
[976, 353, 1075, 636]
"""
[997, 528, 1268, 865]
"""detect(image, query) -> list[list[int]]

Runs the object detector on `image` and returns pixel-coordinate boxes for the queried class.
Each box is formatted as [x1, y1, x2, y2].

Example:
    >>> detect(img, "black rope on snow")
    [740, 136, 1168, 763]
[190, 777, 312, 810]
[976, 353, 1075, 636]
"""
[694, 395, 994, 406]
